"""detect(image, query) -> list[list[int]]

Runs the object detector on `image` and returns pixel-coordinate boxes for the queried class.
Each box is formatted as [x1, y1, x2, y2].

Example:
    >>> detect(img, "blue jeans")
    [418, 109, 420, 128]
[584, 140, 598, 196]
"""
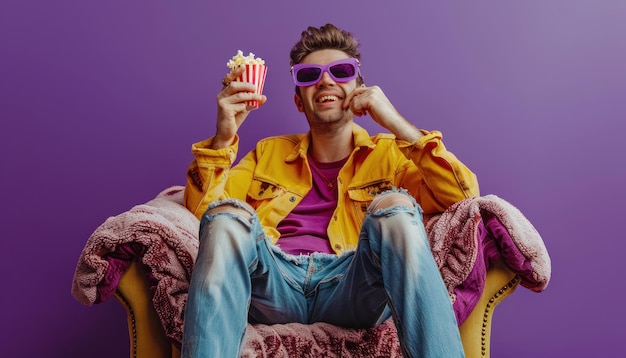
[182, 191, 465, 358]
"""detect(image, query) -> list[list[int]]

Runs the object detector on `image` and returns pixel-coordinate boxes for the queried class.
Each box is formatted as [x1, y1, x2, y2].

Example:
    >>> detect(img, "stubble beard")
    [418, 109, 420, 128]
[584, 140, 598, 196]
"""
[306, 107, 353, 136]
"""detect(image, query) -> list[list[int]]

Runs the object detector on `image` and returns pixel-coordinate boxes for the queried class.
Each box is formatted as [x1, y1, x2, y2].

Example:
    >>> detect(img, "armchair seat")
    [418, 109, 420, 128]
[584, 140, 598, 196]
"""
[115, 258, 520, 358]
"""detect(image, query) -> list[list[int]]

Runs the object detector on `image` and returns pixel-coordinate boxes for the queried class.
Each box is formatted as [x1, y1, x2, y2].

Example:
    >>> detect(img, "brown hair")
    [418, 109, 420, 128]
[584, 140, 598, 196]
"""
[290, 24, 361, 65]
[290, 24, 363, 90]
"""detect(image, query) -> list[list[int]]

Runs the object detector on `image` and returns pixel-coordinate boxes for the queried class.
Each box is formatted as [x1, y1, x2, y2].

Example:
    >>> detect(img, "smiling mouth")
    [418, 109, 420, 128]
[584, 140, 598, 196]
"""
[316, 95, 342, 103]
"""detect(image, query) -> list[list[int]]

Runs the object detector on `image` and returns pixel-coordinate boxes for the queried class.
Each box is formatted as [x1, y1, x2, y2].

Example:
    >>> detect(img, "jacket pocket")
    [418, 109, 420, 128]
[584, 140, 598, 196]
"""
[248, 179, 285, 209]
[248, 179, 284, 202]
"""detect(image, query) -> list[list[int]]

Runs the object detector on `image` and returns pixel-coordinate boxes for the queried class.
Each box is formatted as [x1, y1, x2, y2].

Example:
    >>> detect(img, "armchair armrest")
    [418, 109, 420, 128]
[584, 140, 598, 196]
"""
[115, 260, 181, 358]
[459, 259, 520, 357]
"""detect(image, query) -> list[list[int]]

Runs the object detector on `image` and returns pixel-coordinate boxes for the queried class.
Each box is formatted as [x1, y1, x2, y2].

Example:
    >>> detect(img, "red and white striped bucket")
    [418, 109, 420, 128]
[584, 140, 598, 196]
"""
[236, 64, 268, 110]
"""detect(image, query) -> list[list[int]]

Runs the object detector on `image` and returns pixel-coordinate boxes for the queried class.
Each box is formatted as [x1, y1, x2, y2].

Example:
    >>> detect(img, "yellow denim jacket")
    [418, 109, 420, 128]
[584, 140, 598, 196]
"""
[184, 123, 479, 255]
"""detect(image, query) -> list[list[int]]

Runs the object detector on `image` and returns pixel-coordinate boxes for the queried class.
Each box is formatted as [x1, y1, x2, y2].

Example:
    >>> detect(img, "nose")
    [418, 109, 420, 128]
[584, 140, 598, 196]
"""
[316, 70, 336, 87]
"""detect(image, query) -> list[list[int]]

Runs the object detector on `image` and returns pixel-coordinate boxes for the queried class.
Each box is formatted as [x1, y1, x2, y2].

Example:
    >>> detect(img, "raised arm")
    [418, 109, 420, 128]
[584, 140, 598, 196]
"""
[345, 85, 479, 213]
[183, 66, 267, 218]
[213, 66, 267, 149]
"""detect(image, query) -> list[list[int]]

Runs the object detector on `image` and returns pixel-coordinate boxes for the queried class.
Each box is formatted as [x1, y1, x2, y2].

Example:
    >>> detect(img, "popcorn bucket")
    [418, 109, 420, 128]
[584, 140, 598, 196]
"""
[236, 64, 268, 110]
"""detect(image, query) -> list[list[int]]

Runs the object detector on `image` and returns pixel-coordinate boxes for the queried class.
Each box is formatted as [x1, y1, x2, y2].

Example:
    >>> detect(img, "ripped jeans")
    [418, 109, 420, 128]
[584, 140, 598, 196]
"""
[181, 190, 465, 358]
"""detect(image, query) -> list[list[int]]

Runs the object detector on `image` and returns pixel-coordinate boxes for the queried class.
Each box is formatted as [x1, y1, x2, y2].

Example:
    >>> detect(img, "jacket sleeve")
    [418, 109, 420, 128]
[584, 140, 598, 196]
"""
[183, 136, 240, 219]
[397, 130, 480, 214]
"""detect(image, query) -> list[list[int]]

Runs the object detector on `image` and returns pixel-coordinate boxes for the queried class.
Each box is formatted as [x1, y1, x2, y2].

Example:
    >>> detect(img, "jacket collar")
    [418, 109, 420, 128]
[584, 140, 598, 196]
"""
[285, 122, 376, 163]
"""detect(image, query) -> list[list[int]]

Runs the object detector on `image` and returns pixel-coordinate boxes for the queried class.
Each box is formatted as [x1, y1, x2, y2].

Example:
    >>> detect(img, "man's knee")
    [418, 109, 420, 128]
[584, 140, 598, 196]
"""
[204, 200, 255, 222]
[367, 191, 416, 213]
[199, 200, 261, 251]
[199, 200, 259, 240]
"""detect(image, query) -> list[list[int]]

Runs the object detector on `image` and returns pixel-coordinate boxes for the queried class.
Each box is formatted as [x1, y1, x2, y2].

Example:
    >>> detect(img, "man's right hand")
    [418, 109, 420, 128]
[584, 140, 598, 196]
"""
[213, 66, 267, 149]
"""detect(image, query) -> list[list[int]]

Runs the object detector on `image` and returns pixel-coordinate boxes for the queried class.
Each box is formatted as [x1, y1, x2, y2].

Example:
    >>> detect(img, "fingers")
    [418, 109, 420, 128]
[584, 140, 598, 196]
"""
[345, 85, 398, 122]
[343, 86, 365, 108]
[344, 86, 370, 117]
[220, 68, 262, 99]
[218, 82, 265, 104]
[221, 66, 246, 88]
[220, 81, 252, 96]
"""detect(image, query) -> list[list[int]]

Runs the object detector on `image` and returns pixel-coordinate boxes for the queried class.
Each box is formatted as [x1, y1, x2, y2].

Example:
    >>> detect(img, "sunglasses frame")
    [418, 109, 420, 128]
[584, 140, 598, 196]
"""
[290, 58, 361, 86]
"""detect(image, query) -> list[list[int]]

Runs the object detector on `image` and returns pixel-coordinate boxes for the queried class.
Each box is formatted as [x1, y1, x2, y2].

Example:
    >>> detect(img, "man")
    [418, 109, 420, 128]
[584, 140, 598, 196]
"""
[181, 23, 479, 358]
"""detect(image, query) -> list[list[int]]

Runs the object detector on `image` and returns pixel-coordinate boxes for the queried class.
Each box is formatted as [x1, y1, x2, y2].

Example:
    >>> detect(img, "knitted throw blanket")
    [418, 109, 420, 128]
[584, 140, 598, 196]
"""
[71, 186, 551, 351]
[71, 186, 199, 342]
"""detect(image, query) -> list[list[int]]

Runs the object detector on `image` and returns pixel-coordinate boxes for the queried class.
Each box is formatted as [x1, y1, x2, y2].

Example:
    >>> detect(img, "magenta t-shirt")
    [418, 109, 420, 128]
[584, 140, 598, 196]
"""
[275, 155, 347, 255]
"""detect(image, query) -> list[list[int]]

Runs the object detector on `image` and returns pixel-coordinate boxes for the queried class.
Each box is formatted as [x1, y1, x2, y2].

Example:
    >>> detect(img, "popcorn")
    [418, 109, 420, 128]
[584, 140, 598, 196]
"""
[227, 50, 266, 69]
[226, 50, 268, 110]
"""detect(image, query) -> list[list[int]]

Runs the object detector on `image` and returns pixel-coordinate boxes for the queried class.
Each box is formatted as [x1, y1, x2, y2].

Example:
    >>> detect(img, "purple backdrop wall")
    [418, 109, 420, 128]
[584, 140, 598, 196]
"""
[2, 1, 625, 356]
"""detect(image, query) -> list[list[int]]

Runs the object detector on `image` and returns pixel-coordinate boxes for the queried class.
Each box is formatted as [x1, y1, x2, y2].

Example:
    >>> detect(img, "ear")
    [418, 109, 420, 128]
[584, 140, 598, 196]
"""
[294, 93, 304, 112]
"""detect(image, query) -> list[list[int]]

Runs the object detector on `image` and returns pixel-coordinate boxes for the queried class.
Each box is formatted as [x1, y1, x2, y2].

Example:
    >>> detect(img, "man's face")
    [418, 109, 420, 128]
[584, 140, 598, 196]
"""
[293, 49, 359, 132]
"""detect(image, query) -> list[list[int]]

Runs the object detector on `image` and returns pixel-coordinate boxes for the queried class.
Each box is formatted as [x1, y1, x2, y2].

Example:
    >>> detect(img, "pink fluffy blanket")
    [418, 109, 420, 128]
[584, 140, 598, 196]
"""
[71, 186, 550, 353]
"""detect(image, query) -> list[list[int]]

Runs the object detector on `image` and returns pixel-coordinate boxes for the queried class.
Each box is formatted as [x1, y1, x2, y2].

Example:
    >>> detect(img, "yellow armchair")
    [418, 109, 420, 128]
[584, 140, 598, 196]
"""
[72, 187, 549, 358]
[114, 258, 519, 358]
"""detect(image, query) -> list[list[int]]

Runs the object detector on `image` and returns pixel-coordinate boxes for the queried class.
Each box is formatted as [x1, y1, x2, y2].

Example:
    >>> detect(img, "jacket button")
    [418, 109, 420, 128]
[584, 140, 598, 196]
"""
[289, 196, 296, 202]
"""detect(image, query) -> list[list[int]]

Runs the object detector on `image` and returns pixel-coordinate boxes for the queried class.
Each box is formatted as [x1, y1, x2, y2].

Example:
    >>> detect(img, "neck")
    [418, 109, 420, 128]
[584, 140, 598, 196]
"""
[309, 123, 354, 163]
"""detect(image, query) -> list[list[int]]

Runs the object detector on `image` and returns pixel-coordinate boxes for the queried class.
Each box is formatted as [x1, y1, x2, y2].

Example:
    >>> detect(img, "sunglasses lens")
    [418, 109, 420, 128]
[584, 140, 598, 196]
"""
[296, 67, 322, 84]
[329, 63, 356, 79]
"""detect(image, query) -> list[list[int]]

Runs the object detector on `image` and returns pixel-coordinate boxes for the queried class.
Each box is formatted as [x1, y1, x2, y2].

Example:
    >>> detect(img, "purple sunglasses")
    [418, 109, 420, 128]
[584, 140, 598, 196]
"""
[290, 58, 361, 86]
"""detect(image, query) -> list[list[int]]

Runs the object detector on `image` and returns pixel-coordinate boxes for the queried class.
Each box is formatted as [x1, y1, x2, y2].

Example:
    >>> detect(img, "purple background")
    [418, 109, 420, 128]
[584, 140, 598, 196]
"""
[1, 1, 625, 357]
